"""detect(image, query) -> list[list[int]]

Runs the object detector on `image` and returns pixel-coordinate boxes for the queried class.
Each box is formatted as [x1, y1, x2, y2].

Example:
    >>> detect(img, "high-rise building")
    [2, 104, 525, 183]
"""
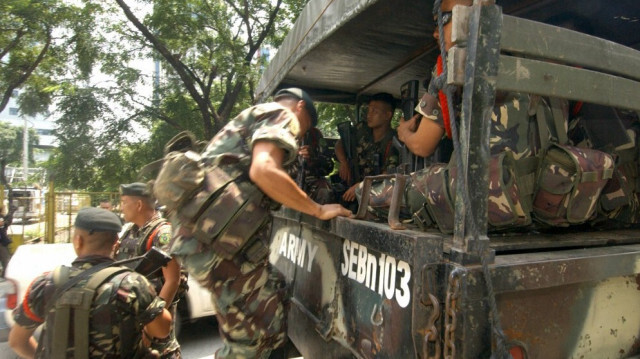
[0, 89, 56, 164]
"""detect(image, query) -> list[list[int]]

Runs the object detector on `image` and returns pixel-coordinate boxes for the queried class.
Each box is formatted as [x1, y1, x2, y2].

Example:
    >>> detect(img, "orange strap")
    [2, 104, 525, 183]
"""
[436, 55, 453, 139]
[146, 223, 166, 252]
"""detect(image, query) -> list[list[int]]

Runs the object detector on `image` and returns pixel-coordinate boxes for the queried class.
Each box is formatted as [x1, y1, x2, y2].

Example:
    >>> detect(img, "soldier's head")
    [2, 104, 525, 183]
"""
[73, 207, 122, 256]
[99, 199, 113, 211]
[367, 92, 395, 131]
[433, 0, 473, 52]
[119, 182, 156, 225]
[274, 87, 318, 137]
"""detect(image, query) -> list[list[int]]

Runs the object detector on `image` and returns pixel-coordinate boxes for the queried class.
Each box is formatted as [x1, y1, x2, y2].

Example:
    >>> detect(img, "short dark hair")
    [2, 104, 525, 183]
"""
[370, 92, 396, 113]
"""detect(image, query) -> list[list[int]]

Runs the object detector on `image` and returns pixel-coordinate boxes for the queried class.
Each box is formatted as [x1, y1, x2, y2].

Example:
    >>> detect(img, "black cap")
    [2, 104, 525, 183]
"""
[75, 207, 122, 233]
[274, 87, 318, 127]
[120, 182, 151, 197]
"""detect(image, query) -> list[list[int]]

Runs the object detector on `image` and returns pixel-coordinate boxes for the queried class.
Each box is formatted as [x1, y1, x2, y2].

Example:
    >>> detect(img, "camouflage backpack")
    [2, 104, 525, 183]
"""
[153, 131, 271, 261]
[532, 144, 614, 226]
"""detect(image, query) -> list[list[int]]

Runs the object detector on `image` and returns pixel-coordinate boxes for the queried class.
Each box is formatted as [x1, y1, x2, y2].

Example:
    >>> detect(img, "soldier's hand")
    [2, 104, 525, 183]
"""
[342, 184, 358, 202]
[339, 161, 352, 183]
[398, 113, 420, 142]
[299, 145, 312, 159]
[316, 203, 353, 220]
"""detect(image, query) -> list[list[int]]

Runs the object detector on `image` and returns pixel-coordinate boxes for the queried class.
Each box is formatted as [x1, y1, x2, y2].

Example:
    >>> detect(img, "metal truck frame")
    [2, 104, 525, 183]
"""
[257, 0, 640, 357]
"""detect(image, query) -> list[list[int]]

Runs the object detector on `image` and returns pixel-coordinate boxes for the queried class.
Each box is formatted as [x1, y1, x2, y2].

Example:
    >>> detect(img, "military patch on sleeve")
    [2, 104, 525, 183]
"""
[157, 231, 172, 247]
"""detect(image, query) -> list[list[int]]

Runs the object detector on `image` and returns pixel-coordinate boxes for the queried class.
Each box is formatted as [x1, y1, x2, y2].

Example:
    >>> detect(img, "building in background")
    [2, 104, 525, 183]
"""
[0, 89, 55, 184]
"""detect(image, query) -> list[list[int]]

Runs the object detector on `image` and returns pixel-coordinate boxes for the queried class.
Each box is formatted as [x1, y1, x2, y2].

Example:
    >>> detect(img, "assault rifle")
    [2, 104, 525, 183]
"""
[337, 121, 361, 185]
[118, 246, 172, 277]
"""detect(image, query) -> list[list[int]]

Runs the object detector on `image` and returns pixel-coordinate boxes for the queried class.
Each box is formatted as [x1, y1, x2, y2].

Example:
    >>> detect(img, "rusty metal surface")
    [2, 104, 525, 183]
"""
[270, 208, 640, 358]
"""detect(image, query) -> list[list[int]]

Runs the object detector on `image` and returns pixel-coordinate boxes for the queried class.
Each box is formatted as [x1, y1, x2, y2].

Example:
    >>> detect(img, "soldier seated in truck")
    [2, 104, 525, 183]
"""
[335, 93, 400, 211]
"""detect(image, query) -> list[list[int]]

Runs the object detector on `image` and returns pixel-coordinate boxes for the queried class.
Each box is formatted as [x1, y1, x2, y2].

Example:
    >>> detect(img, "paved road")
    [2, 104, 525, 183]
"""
[0, 318, 223, 358]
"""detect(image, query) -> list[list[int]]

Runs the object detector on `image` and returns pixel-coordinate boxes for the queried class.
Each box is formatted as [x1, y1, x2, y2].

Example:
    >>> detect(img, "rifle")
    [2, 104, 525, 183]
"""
[396, 80, 421, 173]
[117, 246, 172, 277]
[337, 121, 361, 185]
[296, 137, 307, 191]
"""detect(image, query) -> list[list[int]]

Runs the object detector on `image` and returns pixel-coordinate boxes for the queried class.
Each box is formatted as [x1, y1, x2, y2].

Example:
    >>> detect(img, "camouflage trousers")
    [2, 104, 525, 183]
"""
[305, 176, 334, 204]
[173, 224, 287, 359]
[355, 176, 425, 222]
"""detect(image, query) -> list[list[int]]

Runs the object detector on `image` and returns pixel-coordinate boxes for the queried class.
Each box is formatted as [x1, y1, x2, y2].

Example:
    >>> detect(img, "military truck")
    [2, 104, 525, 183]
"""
[256, 0, 640, 358]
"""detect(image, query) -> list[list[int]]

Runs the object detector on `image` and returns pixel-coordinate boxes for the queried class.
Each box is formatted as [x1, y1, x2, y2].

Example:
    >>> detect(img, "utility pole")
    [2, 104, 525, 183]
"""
[23, 118, 28, 182]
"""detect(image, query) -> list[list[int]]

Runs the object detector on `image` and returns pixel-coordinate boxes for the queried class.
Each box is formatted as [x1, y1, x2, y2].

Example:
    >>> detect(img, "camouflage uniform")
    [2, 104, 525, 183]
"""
[13, 255, 165, 358]
[353, 121, 400, 177]
[359, 71, 539, 229]
[289, 127, 335, 204]
[115, 214, 181, 358]
[169, 102, 298, 359]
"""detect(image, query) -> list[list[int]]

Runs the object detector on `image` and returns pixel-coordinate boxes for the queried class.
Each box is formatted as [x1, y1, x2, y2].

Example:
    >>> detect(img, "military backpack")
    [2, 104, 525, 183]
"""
[37, 265, 137, 358]
[152, 131, 271, 262]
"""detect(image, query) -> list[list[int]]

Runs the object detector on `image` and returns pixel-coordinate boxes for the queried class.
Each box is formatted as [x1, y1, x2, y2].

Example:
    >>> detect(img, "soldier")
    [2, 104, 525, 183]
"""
[0, 199, 12, 277]
[166, 87, 352, 358]
[9, 207, 172, 358]
[291, 126, 335, 204]
[335, 92, 400, 206]
[114, 182, 182, 358]
[362, 0, 545, 231]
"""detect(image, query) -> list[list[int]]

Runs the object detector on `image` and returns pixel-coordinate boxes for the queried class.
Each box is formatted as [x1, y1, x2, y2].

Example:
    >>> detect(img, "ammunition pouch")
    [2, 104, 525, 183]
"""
[191, 179, 270, 260]
[533, 144, 614, 226]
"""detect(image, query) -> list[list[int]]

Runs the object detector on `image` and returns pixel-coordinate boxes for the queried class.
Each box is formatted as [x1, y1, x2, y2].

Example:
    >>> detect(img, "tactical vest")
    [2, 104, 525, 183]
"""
[153, 134, 271, 262]
[117, 217, 167, 259]
[37, 265, 139, 359]
[117, 217, 190, 301]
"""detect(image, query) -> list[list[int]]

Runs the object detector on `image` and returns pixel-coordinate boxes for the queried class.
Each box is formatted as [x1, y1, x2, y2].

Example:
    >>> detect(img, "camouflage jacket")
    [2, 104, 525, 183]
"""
[353, 121, 399, 177]
[416, 88, 537, 160]
[170, 102, 300, 259]
[114, 214, 180, 356]
[13, 255, 165, 358]
[289, 127, 334, 181]
[115, 214, 172, 285]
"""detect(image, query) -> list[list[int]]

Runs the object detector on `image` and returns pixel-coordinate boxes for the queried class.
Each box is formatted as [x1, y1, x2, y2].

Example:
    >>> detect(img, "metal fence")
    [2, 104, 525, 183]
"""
[6, 185, 120, 247]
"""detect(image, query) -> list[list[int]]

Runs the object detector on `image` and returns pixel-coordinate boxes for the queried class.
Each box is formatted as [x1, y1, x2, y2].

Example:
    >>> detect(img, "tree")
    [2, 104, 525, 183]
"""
[111, 0, 305, 138]
[0, 0, 101, 116]
[5, 0, 308, 191]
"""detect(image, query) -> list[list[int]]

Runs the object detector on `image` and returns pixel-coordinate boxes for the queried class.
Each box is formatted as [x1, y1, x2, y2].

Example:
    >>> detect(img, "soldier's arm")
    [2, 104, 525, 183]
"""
[334, 140, 352, 183]
[143, 306, 172, 340]
[10, 274, 47, 358]
[154, 224, 180, 305]
[159, 258, 180, 305]
[398, 113, 444, 157]
[251, 140, 353, 220]
[8, 325, 37, 359]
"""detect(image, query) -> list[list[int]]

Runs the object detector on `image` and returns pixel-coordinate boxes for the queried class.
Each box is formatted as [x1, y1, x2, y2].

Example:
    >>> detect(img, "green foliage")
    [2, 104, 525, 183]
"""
[4, 0, 310, 191]
[317, 103, 356, 138]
